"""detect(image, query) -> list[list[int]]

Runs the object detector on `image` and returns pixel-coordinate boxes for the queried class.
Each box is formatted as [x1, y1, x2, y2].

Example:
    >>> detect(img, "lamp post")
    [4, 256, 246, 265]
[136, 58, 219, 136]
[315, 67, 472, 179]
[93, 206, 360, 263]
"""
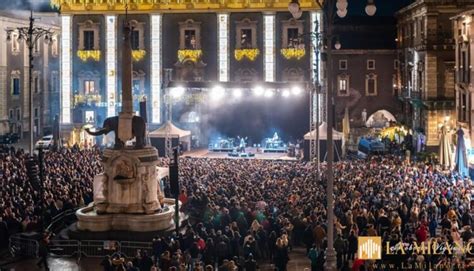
[289, 1, 376, 270]
[6, 10, 53, 156]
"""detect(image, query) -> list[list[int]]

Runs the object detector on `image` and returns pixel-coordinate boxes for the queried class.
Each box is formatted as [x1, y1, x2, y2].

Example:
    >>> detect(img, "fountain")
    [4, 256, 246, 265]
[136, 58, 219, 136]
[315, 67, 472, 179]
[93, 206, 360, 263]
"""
[73, 22, 180, 237]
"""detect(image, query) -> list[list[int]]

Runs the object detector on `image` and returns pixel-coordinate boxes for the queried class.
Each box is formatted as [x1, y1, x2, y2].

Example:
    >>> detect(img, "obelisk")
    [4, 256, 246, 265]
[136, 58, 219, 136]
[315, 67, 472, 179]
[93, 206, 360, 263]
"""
[118, 24, 134, 143]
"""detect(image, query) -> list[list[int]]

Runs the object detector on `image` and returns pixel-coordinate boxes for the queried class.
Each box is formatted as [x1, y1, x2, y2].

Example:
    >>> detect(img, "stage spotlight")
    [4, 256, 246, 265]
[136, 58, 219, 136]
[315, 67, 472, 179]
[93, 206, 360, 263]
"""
[264, 89, 274, 98]
[253, 86, 265, 96]
[210, 86, 225, 101]
[233, 88, 243, 99]
[291, 86, 302, 96]
[282, 89, 291, 98]
[171, 86, 185, 98]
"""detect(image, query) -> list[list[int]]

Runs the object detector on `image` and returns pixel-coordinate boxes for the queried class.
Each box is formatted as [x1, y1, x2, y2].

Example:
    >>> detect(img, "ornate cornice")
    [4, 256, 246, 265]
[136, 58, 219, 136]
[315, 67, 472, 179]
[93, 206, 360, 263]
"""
[51, 0, 319, 14]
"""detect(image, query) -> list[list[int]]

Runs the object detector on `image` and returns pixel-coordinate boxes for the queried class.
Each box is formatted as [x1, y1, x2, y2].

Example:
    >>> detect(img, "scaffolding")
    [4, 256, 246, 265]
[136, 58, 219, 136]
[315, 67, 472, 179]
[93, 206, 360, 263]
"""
[164, 68, 173, 158]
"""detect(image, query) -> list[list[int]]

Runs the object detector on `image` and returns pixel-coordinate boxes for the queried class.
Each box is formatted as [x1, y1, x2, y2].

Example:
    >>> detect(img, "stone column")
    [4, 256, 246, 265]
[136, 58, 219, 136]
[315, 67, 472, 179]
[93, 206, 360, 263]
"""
[121, 25, 133, 114]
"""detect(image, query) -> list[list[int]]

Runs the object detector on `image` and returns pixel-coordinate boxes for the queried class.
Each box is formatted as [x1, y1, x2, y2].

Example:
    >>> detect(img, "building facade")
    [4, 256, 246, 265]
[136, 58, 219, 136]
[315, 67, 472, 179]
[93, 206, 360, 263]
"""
[0, 11, 60, 139]
[331, 17, 401, 131]
[453, 10, 474, 153]
[52, 0, 322, 146]
[396, 0, 474, 149]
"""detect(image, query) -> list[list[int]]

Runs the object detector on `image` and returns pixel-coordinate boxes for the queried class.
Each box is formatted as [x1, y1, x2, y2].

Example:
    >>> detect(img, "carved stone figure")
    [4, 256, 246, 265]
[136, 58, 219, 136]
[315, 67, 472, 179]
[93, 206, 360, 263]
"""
[85, 115, 146, 149]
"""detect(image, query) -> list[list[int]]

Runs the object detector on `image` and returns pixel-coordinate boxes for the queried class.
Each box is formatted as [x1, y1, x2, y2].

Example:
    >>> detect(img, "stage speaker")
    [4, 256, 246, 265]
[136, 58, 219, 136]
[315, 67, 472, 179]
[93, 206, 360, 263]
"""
[169, 164, 179, 196]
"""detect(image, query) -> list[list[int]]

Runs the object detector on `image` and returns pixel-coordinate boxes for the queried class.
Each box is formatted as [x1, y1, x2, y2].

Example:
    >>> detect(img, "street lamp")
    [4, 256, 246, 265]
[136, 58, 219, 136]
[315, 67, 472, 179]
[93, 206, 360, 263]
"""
[289, 1, 376, 270]
[6, 10, 53, 156]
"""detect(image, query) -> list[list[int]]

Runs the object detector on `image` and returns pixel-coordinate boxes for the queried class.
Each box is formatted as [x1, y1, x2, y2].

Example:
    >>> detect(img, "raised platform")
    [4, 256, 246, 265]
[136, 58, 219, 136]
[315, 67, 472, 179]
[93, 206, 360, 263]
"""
[76, 198, 181, 233]
[228, 152, 255, 158]
[262, 148, 287, 153]
[184, 148, 299, 160]
[208, 148, 234, 152]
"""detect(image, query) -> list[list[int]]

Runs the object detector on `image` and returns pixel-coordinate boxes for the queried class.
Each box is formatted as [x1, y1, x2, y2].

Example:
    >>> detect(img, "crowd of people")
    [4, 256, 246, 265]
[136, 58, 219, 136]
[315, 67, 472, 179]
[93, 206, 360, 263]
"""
[0, 145, 100, 249]
[1, 143, 474, 271]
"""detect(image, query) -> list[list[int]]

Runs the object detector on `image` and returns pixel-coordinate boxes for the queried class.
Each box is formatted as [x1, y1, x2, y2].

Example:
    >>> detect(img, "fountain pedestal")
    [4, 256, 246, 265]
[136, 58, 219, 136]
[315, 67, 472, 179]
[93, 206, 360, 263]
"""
[76, 147, 179, 232]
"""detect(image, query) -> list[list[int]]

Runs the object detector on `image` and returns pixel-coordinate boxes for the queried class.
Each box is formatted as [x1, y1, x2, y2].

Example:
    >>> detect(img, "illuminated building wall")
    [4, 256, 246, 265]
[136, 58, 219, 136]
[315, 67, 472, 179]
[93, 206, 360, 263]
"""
[218, 13, 229, 82]
[61, 15, 72, 124]
[151, 14, 161, 123]
[264, 14, 275, 82]
[106, 15, 117, 117]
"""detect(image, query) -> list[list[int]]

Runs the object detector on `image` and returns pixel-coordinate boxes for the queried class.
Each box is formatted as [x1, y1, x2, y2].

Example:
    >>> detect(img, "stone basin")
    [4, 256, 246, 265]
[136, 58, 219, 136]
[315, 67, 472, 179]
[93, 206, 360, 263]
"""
[76, 198, 181, 232]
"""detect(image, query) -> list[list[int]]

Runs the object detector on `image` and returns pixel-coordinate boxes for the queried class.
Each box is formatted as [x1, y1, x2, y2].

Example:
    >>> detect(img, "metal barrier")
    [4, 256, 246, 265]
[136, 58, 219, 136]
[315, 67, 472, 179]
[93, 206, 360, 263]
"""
[9, 235, 39, 258]
[48, 239, 80, 257]
[8, 236, 154, 260]
[119, 241, 152, 258]
[80, 240, 117, 258]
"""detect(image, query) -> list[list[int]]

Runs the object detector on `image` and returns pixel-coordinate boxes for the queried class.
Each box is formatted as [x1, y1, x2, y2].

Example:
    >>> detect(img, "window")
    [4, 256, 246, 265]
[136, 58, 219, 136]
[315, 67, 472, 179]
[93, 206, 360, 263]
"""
[183, 30, 196, 49]
[12, 78, 20, 95]
[34, 40, 40, 54]
[51, 35, 59, 57]
[84, 80, 95, 94]
[287, 28, 300, 48]
[235, 18, 257, 49]
[83, 30, 95, 50]
[11, 32, 20, 54]
[337, 74, 349, 96]
[367, 60, 375, 70]
[417, 70, 423, 91]
[461, 51, 469, 83]
[460, 92, 468, 122]
[339, 60, 347, 70]
[85, 111, 95, 123]
[241, 29, 253, 49]
[51, 72, 59, 92]
[131, 30, 140, 50]
[9, 109, 13, 119]
[133, 79, 141, 94]
[392, 74, 398, 95]
[179, 19, 202, 50]
[394, 59, 399, 70]
[34, 76, 40, 93]
[34, 108, 39, 118]
[78, 20, 100, 51]
[366, 74, 377, 96]
[281, 18, 303, 49]
[16, 108, 21, 121]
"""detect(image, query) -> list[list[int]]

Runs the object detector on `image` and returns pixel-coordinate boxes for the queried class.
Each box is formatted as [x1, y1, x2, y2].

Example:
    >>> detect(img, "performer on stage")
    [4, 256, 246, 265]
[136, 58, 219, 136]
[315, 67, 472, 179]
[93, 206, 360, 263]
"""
[272, 132, 279, 142]
[238, 136, 247, 153]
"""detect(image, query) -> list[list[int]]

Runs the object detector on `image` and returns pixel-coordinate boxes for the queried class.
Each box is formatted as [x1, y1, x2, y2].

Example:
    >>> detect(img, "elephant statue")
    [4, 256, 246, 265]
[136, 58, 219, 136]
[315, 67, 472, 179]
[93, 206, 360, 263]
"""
[85, 115, 146, 149]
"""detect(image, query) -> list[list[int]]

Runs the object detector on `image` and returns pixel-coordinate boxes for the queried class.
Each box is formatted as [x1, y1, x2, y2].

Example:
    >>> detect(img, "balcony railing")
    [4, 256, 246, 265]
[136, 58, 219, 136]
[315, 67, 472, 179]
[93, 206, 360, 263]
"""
[74, 94, 102, 107]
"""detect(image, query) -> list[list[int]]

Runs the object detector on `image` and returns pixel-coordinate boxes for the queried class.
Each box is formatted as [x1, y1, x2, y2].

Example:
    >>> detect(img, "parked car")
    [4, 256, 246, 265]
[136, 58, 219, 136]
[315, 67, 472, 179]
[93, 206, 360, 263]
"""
[0, 133, 20, 144]
[35, 135, 53, 150]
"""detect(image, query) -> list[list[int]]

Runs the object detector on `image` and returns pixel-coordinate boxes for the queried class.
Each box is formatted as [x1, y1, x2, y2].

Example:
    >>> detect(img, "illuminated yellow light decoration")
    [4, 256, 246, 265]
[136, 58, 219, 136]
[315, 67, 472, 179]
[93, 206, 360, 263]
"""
[77, 50, 101, 62]
[280, 48, 306, 60]
[177, 49, 202, 63]
[74, 94, 101, 105]
[234, 49, 260, 61]
[132, 50, 146, 62]
[51, 0, 319, 13]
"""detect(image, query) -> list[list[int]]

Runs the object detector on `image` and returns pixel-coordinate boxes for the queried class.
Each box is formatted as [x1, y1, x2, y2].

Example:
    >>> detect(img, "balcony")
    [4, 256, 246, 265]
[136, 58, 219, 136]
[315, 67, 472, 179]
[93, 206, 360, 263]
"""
[77, 50, 101, 62]
[280, 48, 306, 60]
[74, 94, 102, 107]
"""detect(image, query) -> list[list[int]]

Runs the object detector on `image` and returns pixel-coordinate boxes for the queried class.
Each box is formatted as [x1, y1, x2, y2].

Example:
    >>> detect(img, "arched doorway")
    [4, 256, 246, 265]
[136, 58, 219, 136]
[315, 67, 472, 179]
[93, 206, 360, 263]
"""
[366, 110, 396, 128]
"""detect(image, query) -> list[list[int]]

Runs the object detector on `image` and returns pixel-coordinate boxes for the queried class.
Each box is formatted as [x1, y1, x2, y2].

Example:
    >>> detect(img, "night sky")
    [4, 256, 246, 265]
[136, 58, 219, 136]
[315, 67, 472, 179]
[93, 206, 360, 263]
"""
[342, 0, 414, 16]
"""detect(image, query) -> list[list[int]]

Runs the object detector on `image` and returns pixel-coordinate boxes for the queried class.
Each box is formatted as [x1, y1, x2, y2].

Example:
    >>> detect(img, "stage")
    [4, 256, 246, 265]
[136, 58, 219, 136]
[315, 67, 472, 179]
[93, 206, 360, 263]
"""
[183, 148, 299, 160]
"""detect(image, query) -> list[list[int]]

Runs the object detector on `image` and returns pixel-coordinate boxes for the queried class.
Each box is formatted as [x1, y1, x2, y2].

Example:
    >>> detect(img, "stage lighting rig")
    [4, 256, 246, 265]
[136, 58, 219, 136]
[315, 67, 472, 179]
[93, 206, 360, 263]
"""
[210, 86, 226, 101]
[253, 86, 265, 96]
[171, 86, 185, 99]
